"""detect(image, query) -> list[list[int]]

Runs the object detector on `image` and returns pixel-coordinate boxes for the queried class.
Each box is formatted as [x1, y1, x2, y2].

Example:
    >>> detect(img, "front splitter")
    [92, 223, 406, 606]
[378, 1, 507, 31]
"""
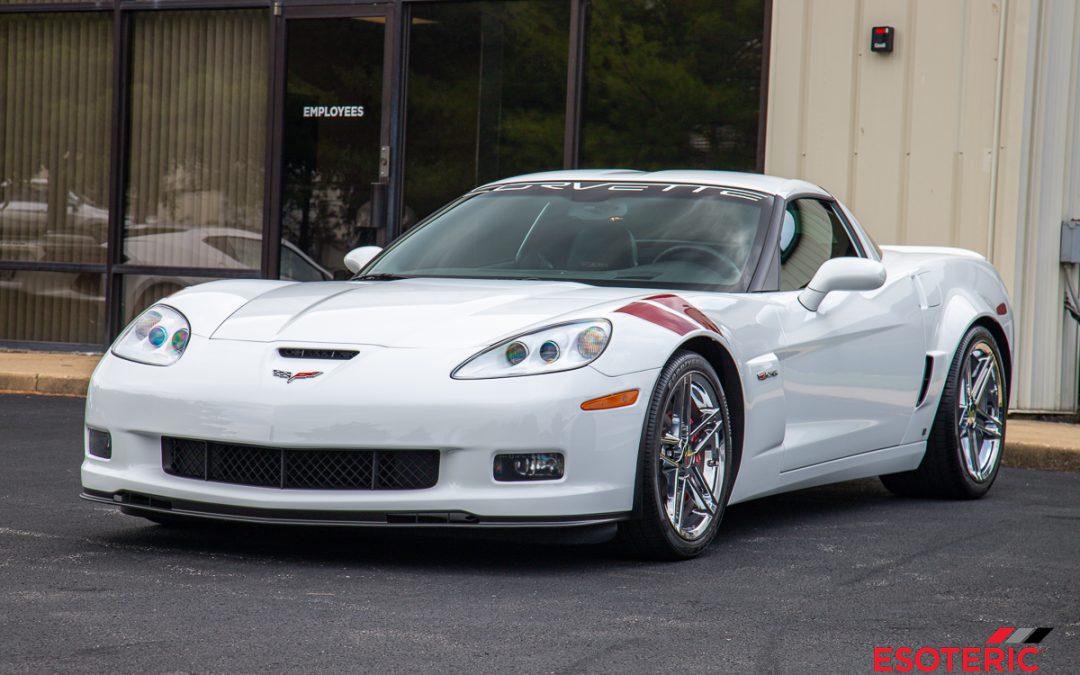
[81, 489, 630, 529]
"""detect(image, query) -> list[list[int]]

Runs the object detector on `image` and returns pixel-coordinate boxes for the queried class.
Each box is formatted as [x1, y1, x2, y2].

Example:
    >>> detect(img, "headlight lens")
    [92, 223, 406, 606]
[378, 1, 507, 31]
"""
[452, 319, 611, 379]
[112, 305, 191, 366]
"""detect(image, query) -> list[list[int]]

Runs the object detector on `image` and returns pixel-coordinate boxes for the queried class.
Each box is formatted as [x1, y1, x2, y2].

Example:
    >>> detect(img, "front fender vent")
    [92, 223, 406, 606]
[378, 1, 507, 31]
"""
[278, 348, 358, 360]
[916, 355, 934, 407]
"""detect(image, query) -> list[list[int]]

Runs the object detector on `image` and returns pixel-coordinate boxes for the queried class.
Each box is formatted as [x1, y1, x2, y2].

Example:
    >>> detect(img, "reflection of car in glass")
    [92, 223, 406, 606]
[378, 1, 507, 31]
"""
[123, 227, 331, 312]
[0, 178, 110, 262]
[83, 171, 1014, 560]
[0, 227, 330, 334]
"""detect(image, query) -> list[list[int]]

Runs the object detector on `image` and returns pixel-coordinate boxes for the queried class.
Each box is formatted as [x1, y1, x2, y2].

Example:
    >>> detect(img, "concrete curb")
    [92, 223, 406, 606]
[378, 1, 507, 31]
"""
[2, 351, 1077, 473]
[1002, 420, 1080, 473]
[0, 350, 97, 398]
[0, 378, 90, 397]
[1003, 443, 1080, 472]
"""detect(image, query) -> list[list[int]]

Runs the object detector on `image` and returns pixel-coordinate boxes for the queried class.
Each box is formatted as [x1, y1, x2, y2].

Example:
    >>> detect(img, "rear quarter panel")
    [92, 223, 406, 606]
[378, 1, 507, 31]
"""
[880, 246, 1013, 443]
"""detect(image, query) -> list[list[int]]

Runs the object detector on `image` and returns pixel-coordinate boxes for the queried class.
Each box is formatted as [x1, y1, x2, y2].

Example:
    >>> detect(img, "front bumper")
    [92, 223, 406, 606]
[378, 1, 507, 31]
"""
[82, 337, 659, 522]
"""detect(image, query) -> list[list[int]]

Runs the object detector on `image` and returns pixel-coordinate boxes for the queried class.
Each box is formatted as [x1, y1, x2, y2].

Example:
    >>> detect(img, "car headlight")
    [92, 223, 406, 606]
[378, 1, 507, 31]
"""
[112, 305, 191, 366]
[452, 319, 611, 379]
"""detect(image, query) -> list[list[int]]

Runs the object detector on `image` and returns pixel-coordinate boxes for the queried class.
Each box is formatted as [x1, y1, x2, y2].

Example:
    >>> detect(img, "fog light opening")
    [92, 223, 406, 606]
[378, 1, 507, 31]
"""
[88, 428, 112, 459]
[493, 453, 564, 482]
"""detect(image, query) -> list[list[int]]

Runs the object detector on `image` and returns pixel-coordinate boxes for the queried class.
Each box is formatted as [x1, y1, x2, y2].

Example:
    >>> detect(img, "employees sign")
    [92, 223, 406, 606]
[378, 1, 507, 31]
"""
[303, 105, 365, 118]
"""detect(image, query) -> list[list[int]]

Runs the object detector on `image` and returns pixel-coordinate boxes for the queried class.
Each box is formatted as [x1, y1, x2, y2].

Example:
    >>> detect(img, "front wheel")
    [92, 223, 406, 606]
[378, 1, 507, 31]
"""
[881, 325, 1007, 499]
[618, 351, 734, 560]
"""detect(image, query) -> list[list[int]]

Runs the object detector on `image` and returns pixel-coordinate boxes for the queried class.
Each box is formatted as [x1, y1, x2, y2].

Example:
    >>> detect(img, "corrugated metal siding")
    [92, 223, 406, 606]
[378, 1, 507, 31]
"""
[1011, 0, 1080, 410]
[765, 0, 1080, 411]
[765, 0, 1006, 252]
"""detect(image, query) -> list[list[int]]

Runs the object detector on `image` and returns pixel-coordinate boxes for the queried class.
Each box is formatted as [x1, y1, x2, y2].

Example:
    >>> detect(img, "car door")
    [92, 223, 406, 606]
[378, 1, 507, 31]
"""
[774, 198, 926, 471]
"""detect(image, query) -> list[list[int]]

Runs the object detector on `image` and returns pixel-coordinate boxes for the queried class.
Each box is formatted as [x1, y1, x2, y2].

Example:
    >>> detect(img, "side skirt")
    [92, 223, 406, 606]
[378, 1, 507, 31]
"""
[727, 441, 926, 505]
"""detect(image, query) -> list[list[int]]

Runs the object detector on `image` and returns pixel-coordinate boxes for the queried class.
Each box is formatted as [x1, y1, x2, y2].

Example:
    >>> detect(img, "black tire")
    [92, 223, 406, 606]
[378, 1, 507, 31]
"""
[881, 325, 1007, 499]
[617, 350, 734, 560]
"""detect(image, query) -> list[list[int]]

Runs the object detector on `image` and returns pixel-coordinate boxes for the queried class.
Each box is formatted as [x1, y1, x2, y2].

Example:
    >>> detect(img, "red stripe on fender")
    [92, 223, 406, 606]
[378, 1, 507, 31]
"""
[683, 306, 722, 334]
[616, 302, 699, 336]
[987, 627, 1015, 644]
[637, 294, 723, 334]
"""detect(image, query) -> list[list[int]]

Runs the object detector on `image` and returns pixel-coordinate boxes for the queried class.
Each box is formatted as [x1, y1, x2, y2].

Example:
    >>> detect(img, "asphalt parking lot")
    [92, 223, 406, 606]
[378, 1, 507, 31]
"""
[1, 394, 1077, 674]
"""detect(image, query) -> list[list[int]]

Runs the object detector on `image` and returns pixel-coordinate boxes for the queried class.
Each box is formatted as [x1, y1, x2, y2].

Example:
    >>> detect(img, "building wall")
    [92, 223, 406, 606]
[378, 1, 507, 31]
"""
[765, 0, 1080, 412]
[1013, 0, 1080, 412]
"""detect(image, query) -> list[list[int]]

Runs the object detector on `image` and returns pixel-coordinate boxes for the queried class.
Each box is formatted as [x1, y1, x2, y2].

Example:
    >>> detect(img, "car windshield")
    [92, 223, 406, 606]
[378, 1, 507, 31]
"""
[364, 182, 773, 290]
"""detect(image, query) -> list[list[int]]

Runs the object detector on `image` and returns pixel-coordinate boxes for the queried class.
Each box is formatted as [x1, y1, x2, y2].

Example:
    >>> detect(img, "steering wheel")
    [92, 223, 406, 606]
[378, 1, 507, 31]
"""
[653, 245, 741, 280]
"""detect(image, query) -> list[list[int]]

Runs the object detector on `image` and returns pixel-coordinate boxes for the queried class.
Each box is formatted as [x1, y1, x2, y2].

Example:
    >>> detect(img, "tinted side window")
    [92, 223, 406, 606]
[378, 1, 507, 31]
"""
[779, 199, 858, 291]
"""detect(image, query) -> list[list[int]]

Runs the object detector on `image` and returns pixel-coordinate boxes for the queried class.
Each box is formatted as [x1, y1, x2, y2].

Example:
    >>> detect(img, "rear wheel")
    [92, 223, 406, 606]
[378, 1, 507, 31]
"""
[618, 351, 733, 559]
[881, 325, 1007, 499]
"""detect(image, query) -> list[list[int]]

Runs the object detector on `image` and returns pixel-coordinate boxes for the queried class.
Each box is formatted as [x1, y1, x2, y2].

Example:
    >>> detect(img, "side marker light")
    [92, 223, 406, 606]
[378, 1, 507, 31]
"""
[581, 389, 639, 411]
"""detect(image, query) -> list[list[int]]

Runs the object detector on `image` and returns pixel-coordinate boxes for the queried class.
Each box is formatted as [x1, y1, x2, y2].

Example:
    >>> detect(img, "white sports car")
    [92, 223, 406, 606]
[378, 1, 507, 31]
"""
[82, 170, 1013, 559]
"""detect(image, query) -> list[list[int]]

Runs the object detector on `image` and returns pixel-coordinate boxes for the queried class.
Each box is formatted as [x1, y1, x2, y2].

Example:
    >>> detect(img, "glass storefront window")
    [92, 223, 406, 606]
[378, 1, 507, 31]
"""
[124, 10, 267, 270]
[279, 16, 386, 277]
[0, 14, 113, 267]
[0, 270, 104, 344]
[1, 0, 769, 349]
[405, 1, 569, 223]
[581, 0, 765, 171]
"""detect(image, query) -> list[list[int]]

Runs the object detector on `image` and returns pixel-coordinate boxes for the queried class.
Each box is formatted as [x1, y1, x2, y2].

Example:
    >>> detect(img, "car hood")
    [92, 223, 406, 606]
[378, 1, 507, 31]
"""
[209, 278, 650, 348]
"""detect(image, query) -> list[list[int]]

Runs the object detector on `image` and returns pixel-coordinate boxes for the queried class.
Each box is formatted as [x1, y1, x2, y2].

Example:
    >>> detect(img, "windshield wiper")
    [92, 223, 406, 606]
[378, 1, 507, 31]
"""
[353, 273, 410, 281]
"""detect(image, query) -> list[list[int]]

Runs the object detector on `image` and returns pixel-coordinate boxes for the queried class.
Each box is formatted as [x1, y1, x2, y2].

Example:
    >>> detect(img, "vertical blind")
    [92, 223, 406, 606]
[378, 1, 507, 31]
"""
[124, 10, 267, 271]
[0, 13, 112, 344]
[0, 13, 112, 264]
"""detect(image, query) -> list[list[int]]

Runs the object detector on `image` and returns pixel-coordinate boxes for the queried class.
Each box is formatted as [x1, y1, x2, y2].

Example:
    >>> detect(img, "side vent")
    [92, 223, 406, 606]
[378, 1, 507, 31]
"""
[278, 348, 358, 360]
[915, 355, 934, 407]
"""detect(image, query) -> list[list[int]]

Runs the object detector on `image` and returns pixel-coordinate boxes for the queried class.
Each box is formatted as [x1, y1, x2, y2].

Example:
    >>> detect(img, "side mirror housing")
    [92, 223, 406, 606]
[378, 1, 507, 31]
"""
[343, 246, 383, 274]
[798, 258, 886, 311]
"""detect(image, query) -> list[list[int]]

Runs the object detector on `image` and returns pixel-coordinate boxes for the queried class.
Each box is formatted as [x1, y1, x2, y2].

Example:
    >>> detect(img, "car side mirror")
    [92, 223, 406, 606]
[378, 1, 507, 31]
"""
[343, 246, 383, 274]
[798, 258, 886, 311]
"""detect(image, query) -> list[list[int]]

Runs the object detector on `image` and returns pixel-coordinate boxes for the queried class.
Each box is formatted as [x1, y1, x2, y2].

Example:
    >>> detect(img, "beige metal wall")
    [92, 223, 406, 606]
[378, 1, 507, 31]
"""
[765, 0, 1080, 412]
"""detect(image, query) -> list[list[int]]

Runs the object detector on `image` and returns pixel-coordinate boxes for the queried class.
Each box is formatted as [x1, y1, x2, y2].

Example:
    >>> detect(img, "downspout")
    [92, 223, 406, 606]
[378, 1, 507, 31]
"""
[986, 0, 1009, 262]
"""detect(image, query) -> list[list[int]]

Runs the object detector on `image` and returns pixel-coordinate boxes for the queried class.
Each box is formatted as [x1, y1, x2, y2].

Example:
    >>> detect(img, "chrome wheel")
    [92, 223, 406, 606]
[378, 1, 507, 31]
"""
[657, 371, 726, 541]
[957, 340, 1004, 482]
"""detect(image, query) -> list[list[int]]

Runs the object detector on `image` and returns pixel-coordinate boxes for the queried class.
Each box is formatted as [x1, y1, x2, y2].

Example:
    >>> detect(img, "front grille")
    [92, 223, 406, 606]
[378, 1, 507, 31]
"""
[162, 437, 439, 490]
[278, 347, 358, 360]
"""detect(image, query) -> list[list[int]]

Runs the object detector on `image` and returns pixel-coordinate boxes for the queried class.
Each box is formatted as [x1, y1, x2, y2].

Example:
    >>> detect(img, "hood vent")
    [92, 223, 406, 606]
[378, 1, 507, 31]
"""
[278, 347, 358, 360]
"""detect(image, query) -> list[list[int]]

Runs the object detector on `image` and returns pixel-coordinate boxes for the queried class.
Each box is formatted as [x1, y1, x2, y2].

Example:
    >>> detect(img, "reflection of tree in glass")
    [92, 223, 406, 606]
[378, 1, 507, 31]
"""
[583, 0, 764, 171]
[405, 1, 569, 221]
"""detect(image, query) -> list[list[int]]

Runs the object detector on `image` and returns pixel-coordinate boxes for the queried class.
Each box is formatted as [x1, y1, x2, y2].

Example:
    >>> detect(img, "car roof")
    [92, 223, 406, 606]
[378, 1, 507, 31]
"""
[485, 169, 830, 200]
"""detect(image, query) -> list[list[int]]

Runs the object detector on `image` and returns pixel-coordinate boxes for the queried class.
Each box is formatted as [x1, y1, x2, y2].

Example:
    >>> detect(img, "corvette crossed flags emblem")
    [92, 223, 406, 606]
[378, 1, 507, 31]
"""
[272, 370, 323, 383]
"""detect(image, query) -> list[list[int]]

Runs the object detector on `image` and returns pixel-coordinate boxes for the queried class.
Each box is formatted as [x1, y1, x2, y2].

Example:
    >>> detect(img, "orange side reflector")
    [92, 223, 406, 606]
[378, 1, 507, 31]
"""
[581, 389, 640, 411]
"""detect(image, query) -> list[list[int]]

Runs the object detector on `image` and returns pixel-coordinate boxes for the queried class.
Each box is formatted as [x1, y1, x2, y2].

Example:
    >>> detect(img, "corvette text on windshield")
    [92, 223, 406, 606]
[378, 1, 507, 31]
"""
[476, 182, 767, 202]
